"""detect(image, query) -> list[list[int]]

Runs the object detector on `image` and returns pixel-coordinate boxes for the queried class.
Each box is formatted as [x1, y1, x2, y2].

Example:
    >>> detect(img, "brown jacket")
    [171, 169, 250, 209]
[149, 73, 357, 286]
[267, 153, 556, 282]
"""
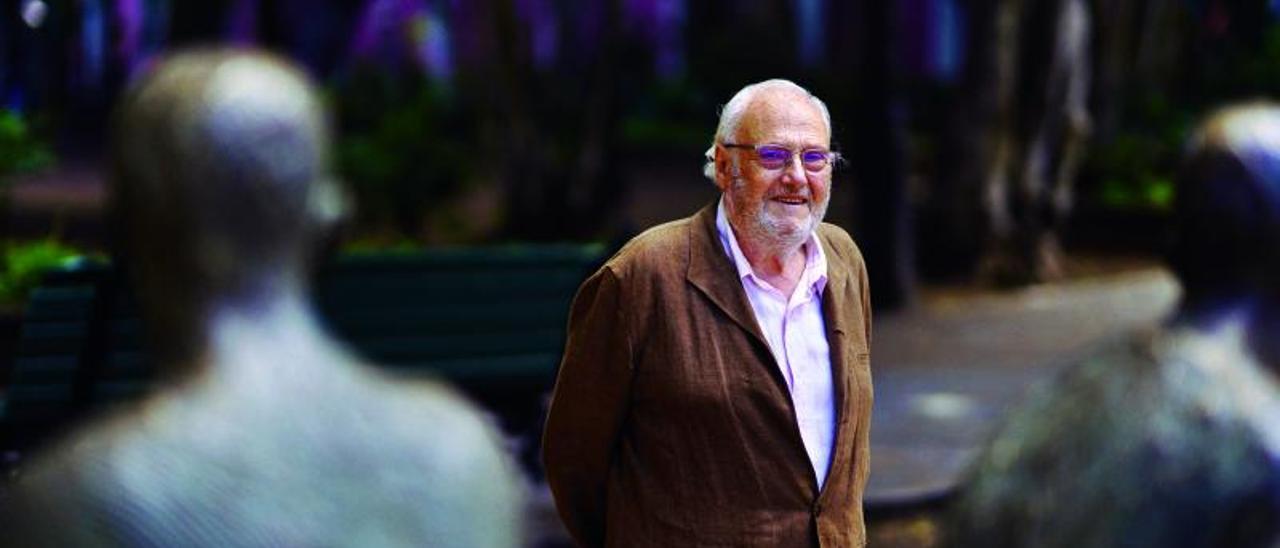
[543, 203, 873, 547]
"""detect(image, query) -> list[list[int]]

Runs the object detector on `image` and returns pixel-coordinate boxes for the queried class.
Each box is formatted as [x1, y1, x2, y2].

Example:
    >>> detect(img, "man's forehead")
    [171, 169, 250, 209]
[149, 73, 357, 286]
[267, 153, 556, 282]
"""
[736, 90, 828, 142]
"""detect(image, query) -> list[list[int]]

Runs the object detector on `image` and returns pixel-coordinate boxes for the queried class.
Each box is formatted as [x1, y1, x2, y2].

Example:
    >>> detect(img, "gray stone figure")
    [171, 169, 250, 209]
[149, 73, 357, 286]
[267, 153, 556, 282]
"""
[949, 103, 1280, 547]
[0, 50, 522, 547]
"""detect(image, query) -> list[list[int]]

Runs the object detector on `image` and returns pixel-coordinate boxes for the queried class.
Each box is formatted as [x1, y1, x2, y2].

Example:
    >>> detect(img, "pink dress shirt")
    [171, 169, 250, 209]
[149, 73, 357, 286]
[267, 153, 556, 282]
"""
[715, 200, 836, 489]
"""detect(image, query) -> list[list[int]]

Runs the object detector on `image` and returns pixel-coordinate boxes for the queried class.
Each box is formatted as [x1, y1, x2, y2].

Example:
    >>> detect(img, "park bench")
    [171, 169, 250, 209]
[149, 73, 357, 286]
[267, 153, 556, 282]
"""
[1, 244, 606, 470]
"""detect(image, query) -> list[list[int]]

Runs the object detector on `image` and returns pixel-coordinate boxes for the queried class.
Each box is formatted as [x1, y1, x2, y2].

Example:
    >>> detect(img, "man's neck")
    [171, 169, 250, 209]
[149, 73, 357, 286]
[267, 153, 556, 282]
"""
[734, 228, 808, 299]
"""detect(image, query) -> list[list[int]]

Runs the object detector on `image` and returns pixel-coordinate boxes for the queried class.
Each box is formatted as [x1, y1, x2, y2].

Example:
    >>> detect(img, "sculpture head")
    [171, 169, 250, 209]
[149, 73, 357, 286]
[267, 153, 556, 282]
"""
[1171, 102, 1280, 306]
[109, 49, 350, 366]
[110, 49, 348, 308]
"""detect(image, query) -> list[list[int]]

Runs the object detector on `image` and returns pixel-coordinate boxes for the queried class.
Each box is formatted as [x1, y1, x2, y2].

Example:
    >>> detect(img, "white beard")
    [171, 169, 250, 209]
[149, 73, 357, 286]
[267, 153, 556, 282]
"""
[727, 176, 829, 254]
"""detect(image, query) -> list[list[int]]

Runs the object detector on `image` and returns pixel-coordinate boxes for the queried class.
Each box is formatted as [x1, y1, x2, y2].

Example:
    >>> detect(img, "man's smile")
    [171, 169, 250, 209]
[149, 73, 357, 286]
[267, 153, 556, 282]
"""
[771, 195, 810, 206]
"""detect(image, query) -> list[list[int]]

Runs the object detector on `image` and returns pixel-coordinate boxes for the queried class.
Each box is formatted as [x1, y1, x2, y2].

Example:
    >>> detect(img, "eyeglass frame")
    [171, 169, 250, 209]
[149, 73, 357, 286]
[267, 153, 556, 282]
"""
[719, 142, 843, 172]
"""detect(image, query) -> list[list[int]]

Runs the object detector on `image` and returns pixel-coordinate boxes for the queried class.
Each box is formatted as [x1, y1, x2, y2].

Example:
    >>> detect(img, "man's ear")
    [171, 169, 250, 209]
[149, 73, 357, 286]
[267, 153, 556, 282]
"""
[714, 150, 733, 191]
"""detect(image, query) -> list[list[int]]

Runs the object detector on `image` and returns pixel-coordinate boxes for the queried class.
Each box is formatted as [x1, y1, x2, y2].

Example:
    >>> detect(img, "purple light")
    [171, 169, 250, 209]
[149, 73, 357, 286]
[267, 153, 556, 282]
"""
[515, 0, 558, 70]
[116, 0, 143, 65]
[226, 0, 258, 45]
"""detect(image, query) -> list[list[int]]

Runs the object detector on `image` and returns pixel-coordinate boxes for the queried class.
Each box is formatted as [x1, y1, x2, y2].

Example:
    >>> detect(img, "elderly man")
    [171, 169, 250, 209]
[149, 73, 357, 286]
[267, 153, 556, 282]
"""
[949, 103, 1280, 547]
[0, 50, 521, 546]
[543, 79, 874, 547]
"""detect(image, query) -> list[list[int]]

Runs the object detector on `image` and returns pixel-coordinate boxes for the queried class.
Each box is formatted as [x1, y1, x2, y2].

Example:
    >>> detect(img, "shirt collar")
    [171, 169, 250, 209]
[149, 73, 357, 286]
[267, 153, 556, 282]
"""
[715, 198, 829, 295]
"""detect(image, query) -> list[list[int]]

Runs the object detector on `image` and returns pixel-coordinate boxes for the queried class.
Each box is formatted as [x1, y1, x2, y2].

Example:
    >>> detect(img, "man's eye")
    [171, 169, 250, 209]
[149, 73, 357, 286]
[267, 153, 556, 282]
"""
[802, 151, 828, 164]
[757, 147, 789, 162]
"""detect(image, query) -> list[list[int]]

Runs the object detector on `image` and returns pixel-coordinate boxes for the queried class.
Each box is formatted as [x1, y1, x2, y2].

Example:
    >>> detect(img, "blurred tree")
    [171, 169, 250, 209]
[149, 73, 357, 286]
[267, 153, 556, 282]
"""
[922, 0, 999, 280]
[477, 0, 627, 241]
[928, 0, 1091, 285]
[331, 0, 473, 240]
[981, 0, 1092, 284]
[0, 108, 54, 212]
[828, 0, 914, 309]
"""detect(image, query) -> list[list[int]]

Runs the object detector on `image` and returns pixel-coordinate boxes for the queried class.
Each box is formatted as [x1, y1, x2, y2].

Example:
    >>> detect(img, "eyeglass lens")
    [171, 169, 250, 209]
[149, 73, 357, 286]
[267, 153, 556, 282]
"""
[756, 145, 830, 171]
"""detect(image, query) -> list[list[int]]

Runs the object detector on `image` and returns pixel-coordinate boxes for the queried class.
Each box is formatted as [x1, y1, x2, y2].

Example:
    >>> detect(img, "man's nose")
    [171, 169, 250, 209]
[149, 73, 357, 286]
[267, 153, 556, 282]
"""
[781, 153, 807, 182]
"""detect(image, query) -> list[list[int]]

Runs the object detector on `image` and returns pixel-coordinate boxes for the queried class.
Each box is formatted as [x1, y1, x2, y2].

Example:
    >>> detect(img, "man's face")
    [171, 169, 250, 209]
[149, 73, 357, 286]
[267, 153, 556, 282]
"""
[716, 90, 832, 252]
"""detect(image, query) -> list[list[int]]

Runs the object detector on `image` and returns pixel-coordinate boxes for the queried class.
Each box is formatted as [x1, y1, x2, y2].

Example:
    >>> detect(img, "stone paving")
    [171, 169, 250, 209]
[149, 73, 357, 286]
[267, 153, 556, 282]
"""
[866, 267, 1179, 508]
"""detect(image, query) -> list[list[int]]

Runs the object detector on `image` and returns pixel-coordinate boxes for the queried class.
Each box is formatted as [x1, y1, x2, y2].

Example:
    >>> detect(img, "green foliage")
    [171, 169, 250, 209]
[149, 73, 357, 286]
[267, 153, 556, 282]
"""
[332, 71, 473, 240]
[1099, 176, 1174, 211]
[1241, 25, 1280, 90]
[1089, 92, 1192, 213]
[0, 240, 85, 309]
[621, 117, 706, 149]
[339, 235, 424, 255]
[621, 80, 712, 150]
[0, 109, 55, 189]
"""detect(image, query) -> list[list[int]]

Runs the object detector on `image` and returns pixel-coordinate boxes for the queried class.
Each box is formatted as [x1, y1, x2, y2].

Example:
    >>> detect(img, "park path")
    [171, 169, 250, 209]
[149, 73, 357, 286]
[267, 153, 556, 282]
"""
[867, 267, 1178, 507]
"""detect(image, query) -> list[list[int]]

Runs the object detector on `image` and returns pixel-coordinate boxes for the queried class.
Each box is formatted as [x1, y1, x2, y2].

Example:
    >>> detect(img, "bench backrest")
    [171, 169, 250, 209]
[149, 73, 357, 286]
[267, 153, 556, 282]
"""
[3, 245, 604, 454]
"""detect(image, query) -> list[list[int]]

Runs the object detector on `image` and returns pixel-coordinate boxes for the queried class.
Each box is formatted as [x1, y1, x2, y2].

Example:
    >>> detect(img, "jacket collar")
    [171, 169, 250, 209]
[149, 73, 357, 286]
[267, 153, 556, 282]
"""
[686, 202, 770, 350]
[687, 201, 853, 340]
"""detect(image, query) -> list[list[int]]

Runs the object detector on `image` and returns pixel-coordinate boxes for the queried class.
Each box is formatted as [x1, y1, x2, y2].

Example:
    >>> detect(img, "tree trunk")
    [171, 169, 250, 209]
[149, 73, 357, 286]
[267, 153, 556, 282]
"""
[924, 0, 1003, 281]
[850, 0, 913, 310]
[495, 0, 625, 242]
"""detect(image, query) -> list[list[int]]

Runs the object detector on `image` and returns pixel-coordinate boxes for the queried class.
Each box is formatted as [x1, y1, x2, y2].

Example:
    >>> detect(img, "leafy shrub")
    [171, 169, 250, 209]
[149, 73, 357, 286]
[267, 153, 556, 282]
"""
[332, 72, 473, 240]
[0, 109, 55, 188]
[0, 240, 86, 310]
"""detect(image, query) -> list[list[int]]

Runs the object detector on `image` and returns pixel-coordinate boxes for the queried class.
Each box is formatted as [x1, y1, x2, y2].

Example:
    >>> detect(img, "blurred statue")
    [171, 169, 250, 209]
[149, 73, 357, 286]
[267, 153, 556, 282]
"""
[948, 103, 1280, 547]
[0, 50, 522, 547]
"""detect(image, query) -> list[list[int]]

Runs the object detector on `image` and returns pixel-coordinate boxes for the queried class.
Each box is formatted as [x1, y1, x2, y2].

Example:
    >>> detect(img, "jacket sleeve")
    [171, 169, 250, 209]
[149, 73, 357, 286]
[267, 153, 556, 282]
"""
[542, 266, 634, 548]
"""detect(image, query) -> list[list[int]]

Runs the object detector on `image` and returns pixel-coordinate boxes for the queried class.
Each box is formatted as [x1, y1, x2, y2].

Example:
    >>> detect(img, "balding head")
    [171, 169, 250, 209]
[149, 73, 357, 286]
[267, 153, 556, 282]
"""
[704, 79, 832, 181]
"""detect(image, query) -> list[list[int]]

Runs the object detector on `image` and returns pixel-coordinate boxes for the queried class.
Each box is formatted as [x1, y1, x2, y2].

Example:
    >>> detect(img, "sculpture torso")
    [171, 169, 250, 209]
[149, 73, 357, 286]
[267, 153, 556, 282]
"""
[953, 326, 1280, 547]
[3, 300, 522, 548]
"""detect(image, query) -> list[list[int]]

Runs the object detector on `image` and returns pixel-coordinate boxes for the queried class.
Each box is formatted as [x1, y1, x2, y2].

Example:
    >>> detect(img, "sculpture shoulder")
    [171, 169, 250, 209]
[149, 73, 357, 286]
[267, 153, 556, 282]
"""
[4, 374, 524, 547]
[351, 370, 522, 483]
[373, 375, 513, 460]
[952, 335, 1280, 547]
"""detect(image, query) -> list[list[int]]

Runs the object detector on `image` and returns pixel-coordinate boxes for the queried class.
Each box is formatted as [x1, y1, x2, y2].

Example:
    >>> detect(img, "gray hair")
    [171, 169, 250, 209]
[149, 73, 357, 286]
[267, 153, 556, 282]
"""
[702, 79, 832, 181]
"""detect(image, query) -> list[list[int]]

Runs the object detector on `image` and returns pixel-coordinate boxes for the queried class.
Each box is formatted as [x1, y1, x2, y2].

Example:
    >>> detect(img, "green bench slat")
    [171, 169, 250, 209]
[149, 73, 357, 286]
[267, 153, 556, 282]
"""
[349, 330, 565, 362]
[411, 353, 562, 382]
[320, 304, 570, 335]
[327, 244, 604, 269]
[22, 286, 97, 320]
[3, 245, 604, 453]
[4, 385, 75, 408]
[15, 323, 89, 355]
[101, 352, 149, 377]
[9, 356, 79, 383]
[316, 272, 587, 303]
[91, 382, 149, 406]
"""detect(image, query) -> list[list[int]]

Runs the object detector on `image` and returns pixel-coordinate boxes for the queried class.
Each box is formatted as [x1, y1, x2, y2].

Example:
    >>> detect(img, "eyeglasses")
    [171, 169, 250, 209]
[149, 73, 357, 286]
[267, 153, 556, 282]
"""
[721, 143, 840, 172]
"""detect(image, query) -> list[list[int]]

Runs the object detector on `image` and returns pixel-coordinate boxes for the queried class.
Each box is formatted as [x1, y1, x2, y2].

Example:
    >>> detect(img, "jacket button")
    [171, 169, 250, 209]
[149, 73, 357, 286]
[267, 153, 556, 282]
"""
[813, 502, 823, 515]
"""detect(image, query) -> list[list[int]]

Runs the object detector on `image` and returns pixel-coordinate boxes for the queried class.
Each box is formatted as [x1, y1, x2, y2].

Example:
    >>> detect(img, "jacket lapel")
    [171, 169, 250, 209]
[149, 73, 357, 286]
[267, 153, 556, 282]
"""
[685, 202, 773, 353]
[817, 229, 855, 500]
